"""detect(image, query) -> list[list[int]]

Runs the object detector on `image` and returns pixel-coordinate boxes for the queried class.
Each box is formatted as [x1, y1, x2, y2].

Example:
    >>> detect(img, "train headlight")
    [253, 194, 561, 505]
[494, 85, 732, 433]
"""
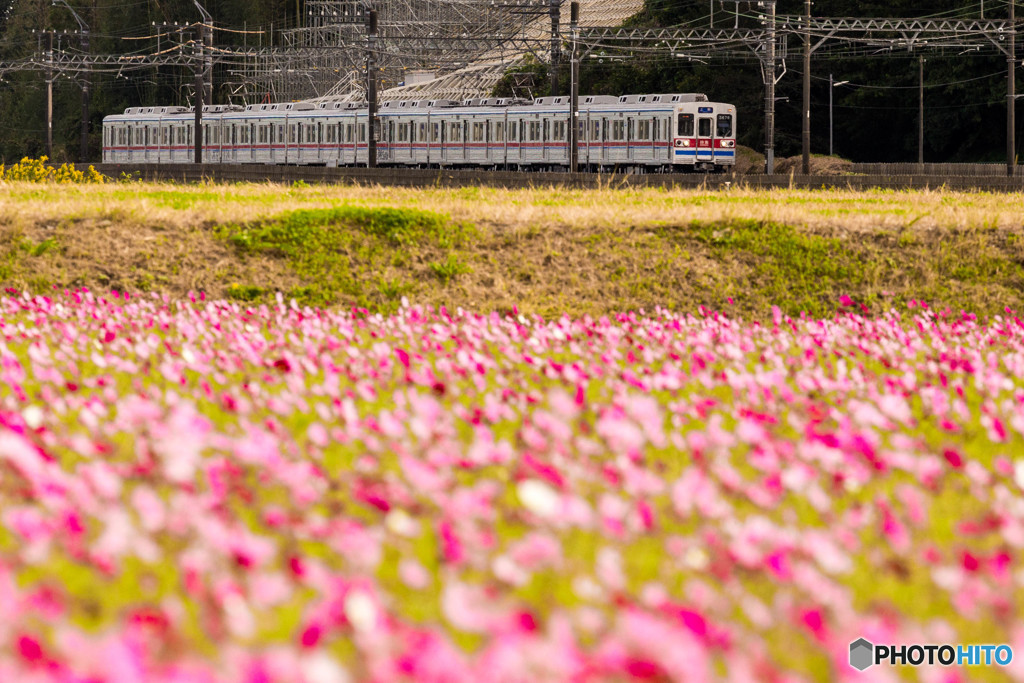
[721, 140, 735, 148]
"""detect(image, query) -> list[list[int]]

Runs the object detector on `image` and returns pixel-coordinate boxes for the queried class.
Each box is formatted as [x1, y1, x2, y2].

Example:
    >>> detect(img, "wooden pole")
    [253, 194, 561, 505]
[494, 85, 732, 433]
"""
[802, 0, 811, 174]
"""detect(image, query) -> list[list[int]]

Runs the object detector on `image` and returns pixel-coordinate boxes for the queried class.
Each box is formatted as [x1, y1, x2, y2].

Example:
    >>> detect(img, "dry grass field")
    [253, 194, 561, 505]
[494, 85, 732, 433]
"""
[2, 180, 1024, 318]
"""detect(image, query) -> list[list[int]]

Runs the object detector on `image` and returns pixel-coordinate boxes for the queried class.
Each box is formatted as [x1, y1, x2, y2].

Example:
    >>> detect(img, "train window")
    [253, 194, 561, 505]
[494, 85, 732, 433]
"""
[418, 123, 426, 142]
[653, 119, 660, 140]
[717, 114, 733, 138]
[472, 122, 483, 142]
[543, 119, 550, 141]
[698, 117, 712, 137]
[289, 126, 297, 144]
[359, 124, 366, 142]
[495, 122, 504, 142]
[612, 120, 625, 141]
[508, 122, 516, 141]
[450, 122, 459, 141]
[398, 123, 407, 142]
[325, 126, 334, 144]
[677, 114, 694, 137]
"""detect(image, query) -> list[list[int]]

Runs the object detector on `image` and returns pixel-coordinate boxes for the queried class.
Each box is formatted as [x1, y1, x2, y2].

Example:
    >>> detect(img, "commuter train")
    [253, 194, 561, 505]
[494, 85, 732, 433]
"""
[102, 93, 737, 173]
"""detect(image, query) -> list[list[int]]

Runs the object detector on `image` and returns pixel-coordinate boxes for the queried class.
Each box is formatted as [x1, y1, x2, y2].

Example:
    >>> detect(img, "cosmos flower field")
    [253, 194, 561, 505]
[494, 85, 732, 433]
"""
[1, 288, 1024, 681]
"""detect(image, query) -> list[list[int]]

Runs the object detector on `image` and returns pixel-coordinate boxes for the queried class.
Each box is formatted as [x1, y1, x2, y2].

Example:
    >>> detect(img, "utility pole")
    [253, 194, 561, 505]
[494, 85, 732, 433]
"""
[918, 56, 924, 168]
[192, 2, 212, 164]
[194, 58, 203, 163]
[829, 74, 848, 156]
[80, 28, 90, 163]
[203, 22, 213, 103]
[829, 73, 833, 155]
[367, 9, 378, 168]
[549, 0, 561, 95]
[52, 1, 90, 162]
[46, 32, 53, 160]
[802, 0, 810, 174]
[764, 0, 776, 174]
[570, 1, 579, 173]
[1009, 0, 1016, 176]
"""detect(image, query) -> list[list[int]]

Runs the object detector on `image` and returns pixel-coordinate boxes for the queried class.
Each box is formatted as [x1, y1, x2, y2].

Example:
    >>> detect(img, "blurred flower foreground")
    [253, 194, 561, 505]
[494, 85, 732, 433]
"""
[0, 290, 1022, 681]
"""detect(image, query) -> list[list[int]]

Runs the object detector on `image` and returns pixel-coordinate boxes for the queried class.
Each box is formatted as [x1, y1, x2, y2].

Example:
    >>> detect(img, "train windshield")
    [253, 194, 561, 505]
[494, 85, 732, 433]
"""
[717, 114, 733, 138]
[698, 118, 712, 137]
[677, 113, 693, 137]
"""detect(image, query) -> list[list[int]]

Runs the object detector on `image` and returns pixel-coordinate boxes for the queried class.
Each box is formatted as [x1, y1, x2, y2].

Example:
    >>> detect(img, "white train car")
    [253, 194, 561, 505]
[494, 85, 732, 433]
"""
[102, 92, 736, 173]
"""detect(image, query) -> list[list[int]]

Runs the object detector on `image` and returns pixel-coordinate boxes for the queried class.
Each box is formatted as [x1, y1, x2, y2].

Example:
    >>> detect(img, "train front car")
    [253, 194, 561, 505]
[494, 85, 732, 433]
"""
[672, 101, 737, 173]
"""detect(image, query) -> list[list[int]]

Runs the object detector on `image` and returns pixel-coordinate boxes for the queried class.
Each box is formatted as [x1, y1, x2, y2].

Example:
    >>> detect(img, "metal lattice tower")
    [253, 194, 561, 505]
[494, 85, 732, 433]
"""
[231, 0, 644, 103]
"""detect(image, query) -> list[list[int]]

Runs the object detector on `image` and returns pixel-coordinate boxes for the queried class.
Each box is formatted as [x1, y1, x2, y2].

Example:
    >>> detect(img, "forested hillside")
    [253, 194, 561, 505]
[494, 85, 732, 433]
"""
[0, 0, 1016, 164]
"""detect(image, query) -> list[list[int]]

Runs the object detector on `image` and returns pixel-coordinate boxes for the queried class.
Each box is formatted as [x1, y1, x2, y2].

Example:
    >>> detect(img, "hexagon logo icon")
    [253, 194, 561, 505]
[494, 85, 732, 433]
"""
[849, 638, 874, 671]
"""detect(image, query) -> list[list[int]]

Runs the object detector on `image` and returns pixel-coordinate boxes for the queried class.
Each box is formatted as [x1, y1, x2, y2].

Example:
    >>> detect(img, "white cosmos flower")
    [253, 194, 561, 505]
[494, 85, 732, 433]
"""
[516, 479, 561, 519]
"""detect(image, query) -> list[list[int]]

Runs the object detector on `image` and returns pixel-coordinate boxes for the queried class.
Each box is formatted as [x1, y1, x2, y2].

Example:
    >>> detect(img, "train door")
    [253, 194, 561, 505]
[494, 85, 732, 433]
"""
[696, 112, 714, 162]
[627, 117, 635, 163]
[541, 118, 549, 164]
[601, 118, 609, 164]
[484, 119, 491, 168]
[501, 114, 508, 168]
[333, 121, 340, 166]
[353, 113, 360, 166]
[436, 118, 444, 164]
[582, 112, 590, 167]
[425, 114, 432, 167]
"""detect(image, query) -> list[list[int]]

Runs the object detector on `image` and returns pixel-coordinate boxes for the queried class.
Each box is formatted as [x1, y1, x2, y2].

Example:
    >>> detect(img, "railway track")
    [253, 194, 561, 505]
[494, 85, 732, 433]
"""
[92, 163, 1024, 192]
